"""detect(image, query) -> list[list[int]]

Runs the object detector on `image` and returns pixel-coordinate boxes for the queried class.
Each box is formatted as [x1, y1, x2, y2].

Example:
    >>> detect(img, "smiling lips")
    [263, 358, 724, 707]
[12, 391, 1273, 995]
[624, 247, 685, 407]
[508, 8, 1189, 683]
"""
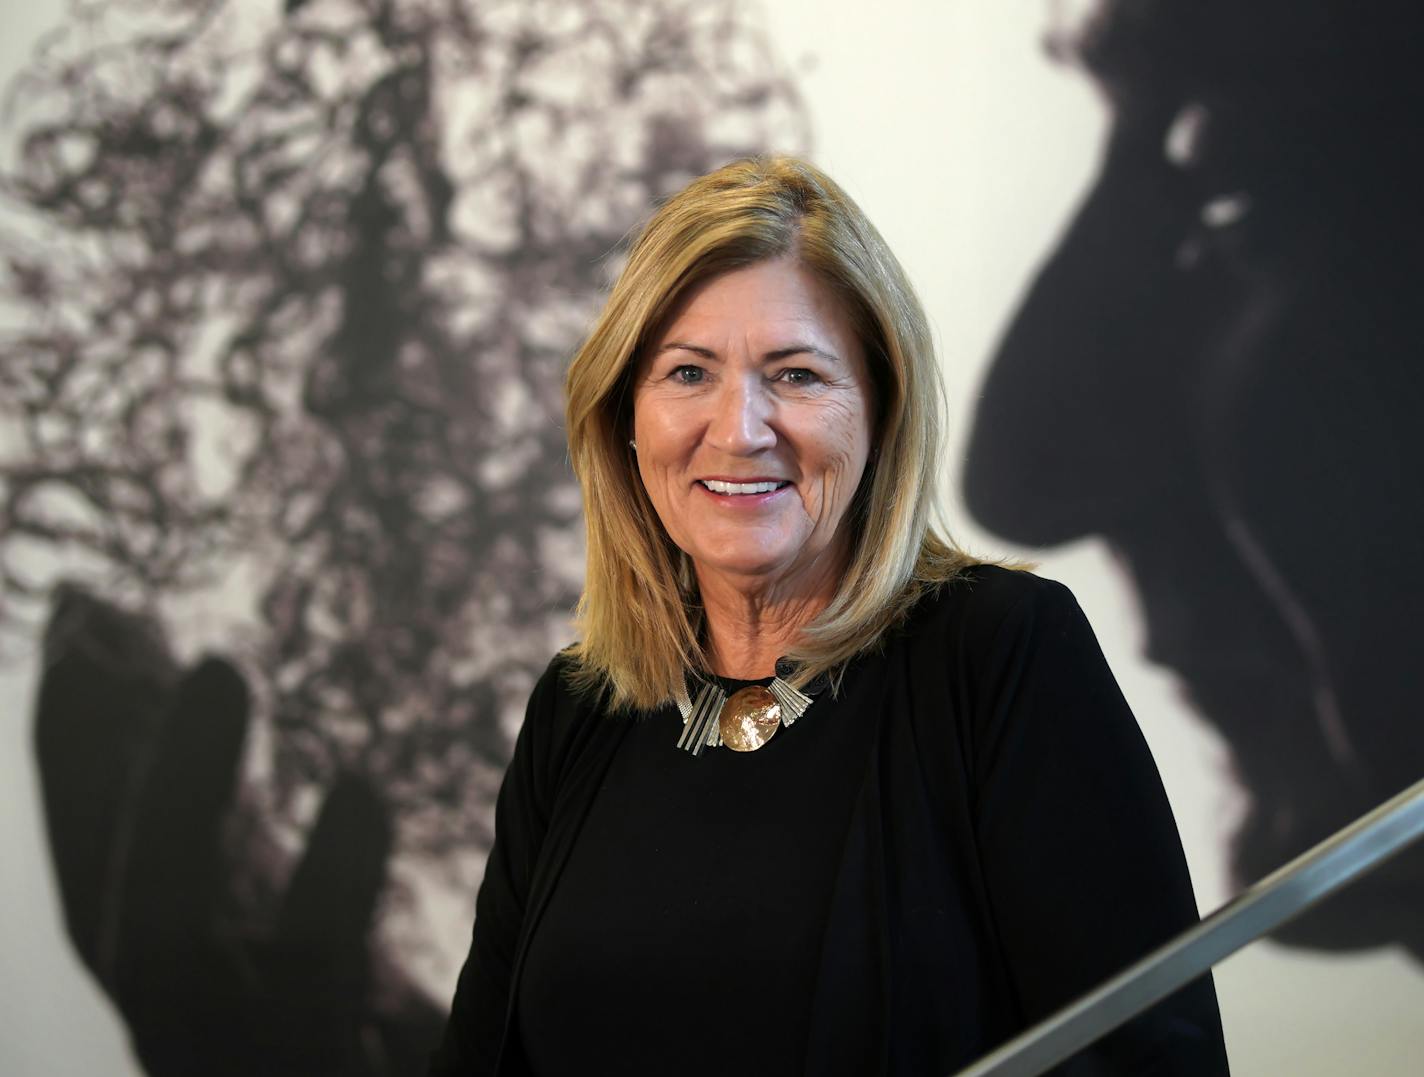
[698, 479, 791, 495]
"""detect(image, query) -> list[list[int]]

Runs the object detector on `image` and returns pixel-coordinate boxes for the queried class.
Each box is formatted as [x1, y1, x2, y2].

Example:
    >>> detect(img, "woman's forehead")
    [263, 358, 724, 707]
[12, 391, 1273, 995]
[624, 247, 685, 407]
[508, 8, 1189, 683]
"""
[646, 259, 860, 355]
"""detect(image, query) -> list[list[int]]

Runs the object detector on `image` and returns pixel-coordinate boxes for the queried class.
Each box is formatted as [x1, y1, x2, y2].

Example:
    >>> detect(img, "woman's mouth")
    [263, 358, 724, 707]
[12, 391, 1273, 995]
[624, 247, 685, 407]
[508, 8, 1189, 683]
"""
[697, 479, 791, 495]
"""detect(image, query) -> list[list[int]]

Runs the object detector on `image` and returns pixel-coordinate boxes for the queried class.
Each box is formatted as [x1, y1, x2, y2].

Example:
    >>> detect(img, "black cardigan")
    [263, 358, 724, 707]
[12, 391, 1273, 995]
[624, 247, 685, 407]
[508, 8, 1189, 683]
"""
[430, 567, 1230, 1075]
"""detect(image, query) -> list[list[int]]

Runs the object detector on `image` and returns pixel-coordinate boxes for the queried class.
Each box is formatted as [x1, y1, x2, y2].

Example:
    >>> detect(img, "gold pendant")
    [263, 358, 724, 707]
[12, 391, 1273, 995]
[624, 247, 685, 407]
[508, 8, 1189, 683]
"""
[718, 685, 782, 752]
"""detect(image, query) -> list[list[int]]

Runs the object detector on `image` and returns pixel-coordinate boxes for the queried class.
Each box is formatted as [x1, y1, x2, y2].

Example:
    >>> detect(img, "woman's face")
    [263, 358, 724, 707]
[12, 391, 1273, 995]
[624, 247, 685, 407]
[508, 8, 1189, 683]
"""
[632, 257, 874, 595]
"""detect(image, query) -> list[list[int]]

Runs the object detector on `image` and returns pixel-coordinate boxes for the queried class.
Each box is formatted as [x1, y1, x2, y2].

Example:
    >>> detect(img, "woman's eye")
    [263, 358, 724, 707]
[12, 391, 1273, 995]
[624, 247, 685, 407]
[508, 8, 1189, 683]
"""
[671, 365, 705, 385]
[777, 367, 820, 386]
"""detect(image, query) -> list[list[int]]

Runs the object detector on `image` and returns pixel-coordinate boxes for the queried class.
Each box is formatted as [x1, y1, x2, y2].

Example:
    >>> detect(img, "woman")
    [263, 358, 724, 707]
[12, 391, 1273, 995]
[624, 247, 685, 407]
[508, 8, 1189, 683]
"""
[430, 157, 1229, 1075]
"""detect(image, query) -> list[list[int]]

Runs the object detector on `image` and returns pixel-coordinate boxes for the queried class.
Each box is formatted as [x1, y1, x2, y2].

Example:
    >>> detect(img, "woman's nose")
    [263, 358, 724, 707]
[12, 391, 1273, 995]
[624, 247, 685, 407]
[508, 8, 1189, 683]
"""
[706, 375, 776, 455]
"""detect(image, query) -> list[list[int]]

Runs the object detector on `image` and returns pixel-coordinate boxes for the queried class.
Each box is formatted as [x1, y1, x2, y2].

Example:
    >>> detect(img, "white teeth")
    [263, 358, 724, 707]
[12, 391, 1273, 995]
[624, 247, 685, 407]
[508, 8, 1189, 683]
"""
[701, 479, 786, 495]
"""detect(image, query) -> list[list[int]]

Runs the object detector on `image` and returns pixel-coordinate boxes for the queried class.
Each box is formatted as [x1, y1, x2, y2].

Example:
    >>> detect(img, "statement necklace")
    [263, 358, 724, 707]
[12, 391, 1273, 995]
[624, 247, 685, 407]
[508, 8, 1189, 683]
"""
[672, 659, 815, 756]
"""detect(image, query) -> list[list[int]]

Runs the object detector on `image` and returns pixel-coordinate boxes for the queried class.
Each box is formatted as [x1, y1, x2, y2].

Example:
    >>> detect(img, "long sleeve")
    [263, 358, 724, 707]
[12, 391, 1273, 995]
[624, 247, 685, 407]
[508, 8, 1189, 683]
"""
[966, 577, 1229, 1073]
[428, 667, 560, 1076]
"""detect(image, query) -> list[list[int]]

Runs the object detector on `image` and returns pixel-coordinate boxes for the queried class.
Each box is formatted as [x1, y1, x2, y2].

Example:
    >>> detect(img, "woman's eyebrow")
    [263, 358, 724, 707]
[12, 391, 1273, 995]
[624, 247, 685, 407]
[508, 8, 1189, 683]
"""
[765, 344, 841, 364]
[654, 341, 841, 363]
[655, 341, 718, 359]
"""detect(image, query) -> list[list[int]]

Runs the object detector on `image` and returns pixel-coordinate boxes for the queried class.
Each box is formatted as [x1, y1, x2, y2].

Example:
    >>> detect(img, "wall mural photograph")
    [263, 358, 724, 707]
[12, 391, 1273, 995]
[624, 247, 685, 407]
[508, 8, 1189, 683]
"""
[1, 1, 1419, 1074]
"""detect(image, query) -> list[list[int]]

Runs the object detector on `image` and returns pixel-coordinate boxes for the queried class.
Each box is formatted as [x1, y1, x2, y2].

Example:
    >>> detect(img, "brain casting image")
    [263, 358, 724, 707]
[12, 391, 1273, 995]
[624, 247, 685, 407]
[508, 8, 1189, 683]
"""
[0, 0, 806, 1072]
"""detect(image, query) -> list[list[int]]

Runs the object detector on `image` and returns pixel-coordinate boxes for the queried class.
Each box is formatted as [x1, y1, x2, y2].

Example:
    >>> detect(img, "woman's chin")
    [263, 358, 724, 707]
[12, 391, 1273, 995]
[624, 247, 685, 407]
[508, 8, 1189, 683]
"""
[690, 548, 804, 588]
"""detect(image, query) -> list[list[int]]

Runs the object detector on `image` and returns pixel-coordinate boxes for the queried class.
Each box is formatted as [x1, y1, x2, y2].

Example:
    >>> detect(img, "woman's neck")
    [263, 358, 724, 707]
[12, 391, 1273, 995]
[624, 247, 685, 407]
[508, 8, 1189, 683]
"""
[695, 553, 845, 679]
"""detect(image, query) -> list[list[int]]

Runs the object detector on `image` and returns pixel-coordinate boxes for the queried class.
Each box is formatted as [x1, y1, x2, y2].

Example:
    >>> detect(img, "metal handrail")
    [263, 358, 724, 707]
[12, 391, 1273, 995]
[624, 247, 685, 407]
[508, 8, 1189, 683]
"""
[952, 775, 1424, 1077]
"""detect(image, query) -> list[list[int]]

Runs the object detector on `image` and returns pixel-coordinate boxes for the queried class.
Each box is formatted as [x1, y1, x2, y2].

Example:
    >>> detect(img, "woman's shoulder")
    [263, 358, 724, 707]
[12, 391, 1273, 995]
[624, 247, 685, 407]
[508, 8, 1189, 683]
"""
[511, 650, 628, 783]
[526, 650, 605, 722]
[916, 562, 1078, 620]
[904, 563, 1084, 656]
[525, 649, 635, 735]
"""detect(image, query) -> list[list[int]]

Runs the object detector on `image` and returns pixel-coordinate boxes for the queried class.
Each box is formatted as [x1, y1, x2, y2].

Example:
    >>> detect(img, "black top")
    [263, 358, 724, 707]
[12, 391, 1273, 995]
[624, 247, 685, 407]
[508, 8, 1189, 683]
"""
[517, 668, 879, 1075]
[430, 567, 1231, 1075]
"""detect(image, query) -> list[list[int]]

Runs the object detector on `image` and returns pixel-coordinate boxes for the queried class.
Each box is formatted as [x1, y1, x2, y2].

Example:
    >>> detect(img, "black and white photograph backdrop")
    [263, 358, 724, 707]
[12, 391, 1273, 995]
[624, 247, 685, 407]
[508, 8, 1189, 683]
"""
[2, 2, 1420, 1074]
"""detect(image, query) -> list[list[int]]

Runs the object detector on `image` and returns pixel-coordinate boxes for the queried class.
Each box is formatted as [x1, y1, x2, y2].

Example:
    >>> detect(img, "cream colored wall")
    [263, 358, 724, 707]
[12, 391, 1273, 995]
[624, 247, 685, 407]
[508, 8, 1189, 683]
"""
[755, 2, 1424, 1073]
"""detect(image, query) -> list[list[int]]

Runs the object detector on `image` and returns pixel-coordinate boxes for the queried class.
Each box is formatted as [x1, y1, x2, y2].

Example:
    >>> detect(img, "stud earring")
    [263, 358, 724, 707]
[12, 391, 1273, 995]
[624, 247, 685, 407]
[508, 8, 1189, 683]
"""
[629, 438, 637, 451]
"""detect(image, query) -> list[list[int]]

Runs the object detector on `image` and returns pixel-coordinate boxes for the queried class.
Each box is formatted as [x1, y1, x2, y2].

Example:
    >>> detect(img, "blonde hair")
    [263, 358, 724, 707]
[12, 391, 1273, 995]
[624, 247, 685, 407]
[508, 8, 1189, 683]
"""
[565, 155, 974, 710]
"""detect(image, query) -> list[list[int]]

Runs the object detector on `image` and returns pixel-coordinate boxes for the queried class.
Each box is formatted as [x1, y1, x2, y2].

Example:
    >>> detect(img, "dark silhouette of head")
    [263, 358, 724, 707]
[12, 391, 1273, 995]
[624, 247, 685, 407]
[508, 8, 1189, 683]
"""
[966, 0, 1424, 956]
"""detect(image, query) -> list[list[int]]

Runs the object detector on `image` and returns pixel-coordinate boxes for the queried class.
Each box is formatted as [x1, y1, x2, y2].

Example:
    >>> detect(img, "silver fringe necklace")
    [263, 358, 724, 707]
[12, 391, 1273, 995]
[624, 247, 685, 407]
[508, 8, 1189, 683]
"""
[672, 658, 815, 756]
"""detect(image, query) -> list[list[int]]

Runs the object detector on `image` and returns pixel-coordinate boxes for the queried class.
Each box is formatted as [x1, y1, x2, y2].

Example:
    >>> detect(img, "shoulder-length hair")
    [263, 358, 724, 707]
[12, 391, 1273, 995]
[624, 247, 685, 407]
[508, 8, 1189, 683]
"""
[565, 155, 973, 711]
